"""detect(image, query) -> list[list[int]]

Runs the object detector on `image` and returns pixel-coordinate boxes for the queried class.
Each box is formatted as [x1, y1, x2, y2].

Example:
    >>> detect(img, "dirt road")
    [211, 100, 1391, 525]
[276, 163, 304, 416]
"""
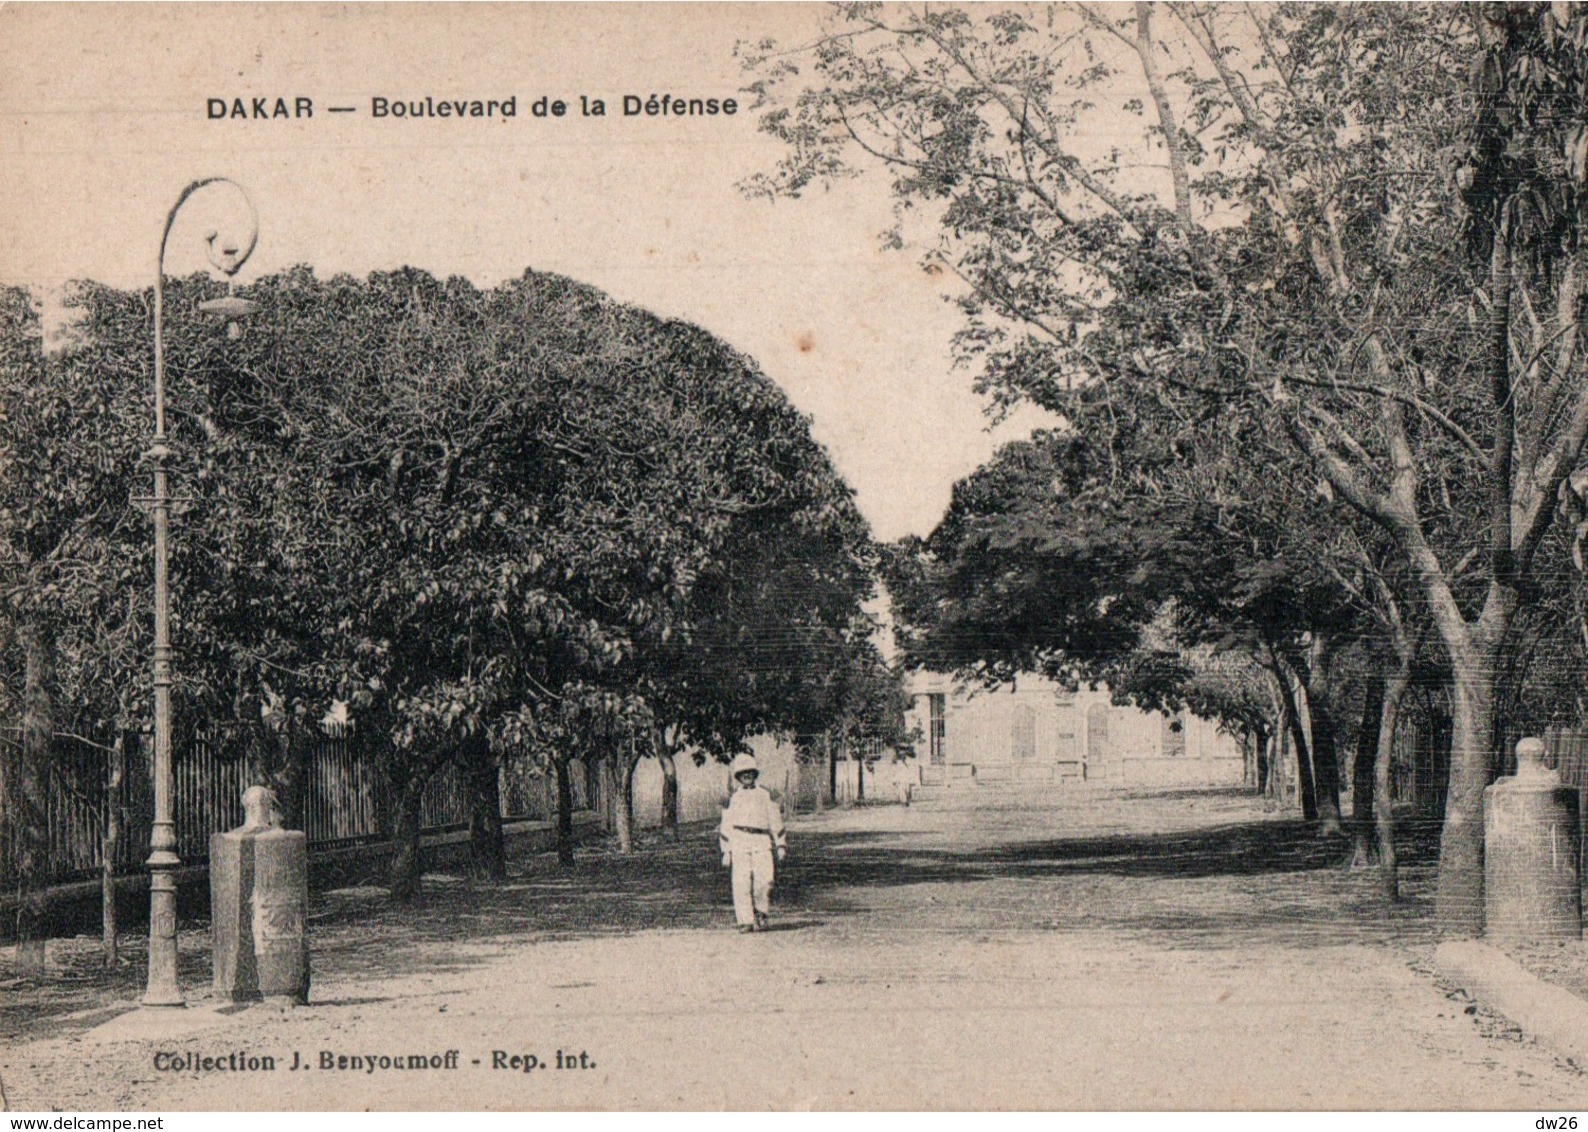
[3, 789, 1581, 1109]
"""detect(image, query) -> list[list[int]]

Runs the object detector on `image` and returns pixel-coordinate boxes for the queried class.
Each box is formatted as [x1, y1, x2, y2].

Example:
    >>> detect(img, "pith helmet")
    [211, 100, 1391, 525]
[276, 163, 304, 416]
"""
[729, 753, 759, 778]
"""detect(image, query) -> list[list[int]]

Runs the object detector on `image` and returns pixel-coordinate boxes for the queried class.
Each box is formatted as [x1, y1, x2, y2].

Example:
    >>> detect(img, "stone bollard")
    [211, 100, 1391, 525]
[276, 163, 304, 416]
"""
[1484, 737, 1582, 943]
[211, 785, 310, 1004]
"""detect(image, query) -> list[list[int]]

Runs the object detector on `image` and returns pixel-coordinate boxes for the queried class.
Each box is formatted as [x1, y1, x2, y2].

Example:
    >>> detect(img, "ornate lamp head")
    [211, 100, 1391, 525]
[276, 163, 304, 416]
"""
[195, 197, 261, 339]
[203, 225, 256, 277]
[197, 291, 259, 339]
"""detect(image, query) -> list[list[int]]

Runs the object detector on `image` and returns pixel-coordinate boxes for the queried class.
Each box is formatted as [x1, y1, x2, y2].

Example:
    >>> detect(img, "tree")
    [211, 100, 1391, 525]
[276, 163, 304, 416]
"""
[22, 261, 889, 902]
[0, 284, 152, 971]
[570, 319, 884, 844]
[1562, 467, 1588, 699]
[882, 419, 1369, 826]
[882, 431, 1174, 690]
[226, 267, 859, 879]
[747, 2, 1588, 933]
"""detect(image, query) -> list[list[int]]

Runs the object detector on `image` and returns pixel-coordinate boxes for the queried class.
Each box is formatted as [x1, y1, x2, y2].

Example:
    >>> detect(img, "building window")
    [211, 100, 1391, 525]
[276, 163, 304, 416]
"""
[928, 693, 946, 765]
[1162, 712, 1187, 757]
[1011, 703, 1036, 760]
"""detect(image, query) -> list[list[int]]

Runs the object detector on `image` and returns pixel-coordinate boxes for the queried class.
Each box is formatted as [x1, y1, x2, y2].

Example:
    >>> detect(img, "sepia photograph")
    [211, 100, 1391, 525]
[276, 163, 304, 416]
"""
[4, 0, 1588, 1115]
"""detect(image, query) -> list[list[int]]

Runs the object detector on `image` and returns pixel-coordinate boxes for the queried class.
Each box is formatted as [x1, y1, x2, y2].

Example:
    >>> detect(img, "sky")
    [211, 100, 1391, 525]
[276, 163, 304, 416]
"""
[0, 3, 1059, 543]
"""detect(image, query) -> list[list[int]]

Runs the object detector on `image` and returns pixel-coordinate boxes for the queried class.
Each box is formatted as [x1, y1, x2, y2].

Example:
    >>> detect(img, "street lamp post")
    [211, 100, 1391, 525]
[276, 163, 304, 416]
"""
[141, 177, 258, 1008]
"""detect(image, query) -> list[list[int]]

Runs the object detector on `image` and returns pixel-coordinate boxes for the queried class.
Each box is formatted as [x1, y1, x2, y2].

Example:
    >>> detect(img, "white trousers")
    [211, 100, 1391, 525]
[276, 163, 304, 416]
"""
[730, 847, 775, 926]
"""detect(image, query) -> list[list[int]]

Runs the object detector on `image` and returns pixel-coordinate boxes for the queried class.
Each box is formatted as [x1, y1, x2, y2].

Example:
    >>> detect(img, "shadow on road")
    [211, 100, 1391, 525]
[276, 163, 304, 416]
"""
[2, 794, 1444, 1043]
[779, 804, 1444, 951]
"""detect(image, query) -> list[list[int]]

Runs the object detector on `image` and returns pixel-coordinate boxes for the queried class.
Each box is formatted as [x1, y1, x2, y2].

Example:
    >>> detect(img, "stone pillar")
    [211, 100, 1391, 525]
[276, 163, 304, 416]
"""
[211, 785, 310, 1004]
[1484, 738, 1582, 943]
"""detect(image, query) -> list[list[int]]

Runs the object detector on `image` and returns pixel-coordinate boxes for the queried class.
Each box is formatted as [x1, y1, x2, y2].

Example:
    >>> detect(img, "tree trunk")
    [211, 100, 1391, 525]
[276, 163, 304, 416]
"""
[1436, 648, 1496, 936]
[1262, 679, 1286, 805]
[595, 758, 611, 832]
[1274, 669, 1318, 820]
[466, 735, 505, 882]
[1350, 676, 1387, 868]
[1302, 641, 1340, 831]
[388, 773, 427, 903]
[604, 758, 631, 854]
[1266, 726, 1283, 804]
[1253, 722, 1271, 795]
[1376, 662, 1410, 903]
[15, 619, 55, 975]
[1427, 216, 1514, 935]
[658, 748, 679, 840]
[1276, 723, 1294, 806]
[245, 713, 306, 828]
[856, 752, 865, 802]
[275, 725, 310, 832]
[621, 750, 639, 850]
[103, 728, 124, 968]
[826, 732, 837, 804]
[1433, 711, 1452, 817]
[1307, 692, 1345, 836]
[1413, 706, 1448, 817]
[1266, 726, 1284, 802]
[555, 757, 575, 866]
[244, 717, 273, 800]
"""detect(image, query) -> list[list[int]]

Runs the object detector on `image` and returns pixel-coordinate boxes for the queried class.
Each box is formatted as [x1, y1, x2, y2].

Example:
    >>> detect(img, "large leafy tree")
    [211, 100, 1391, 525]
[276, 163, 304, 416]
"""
[1, 284, 162, 969]
[210, 266, 883, 882]
[748, 1, 1588, 934]
[883, 430, 1184, 689]
[6, 261, 886, 911]
[883, 420, 1370, 830]
[632, 485, 882, 836]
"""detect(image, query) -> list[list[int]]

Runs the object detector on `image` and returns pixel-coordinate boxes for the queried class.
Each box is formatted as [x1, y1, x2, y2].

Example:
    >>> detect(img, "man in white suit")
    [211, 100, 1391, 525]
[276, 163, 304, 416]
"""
[718, 753, 787, 932]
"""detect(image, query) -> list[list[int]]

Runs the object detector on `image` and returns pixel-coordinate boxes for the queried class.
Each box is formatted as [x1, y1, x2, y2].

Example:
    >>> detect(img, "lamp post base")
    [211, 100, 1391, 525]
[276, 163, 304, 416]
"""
[143, 862, 185, 1008]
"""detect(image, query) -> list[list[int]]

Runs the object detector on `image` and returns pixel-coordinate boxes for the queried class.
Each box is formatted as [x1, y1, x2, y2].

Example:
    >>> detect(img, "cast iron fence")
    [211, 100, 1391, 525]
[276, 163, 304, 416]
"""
[0, 725, 591, 889]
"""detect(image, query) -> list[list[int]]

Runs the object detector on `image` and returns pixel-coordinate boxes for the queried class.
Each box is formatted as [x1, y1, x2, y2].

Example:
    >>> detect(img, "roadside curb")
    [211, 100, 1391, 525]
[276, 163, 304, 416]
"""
[1435, 939, 1588, 1065]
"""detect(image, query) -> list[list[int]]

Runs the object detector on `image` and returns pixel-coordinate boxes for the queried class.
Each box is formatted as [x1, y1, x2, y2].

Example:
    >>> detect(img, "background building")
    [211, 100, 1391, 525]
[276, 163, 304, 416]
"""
[905, 673, 1244, 791]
